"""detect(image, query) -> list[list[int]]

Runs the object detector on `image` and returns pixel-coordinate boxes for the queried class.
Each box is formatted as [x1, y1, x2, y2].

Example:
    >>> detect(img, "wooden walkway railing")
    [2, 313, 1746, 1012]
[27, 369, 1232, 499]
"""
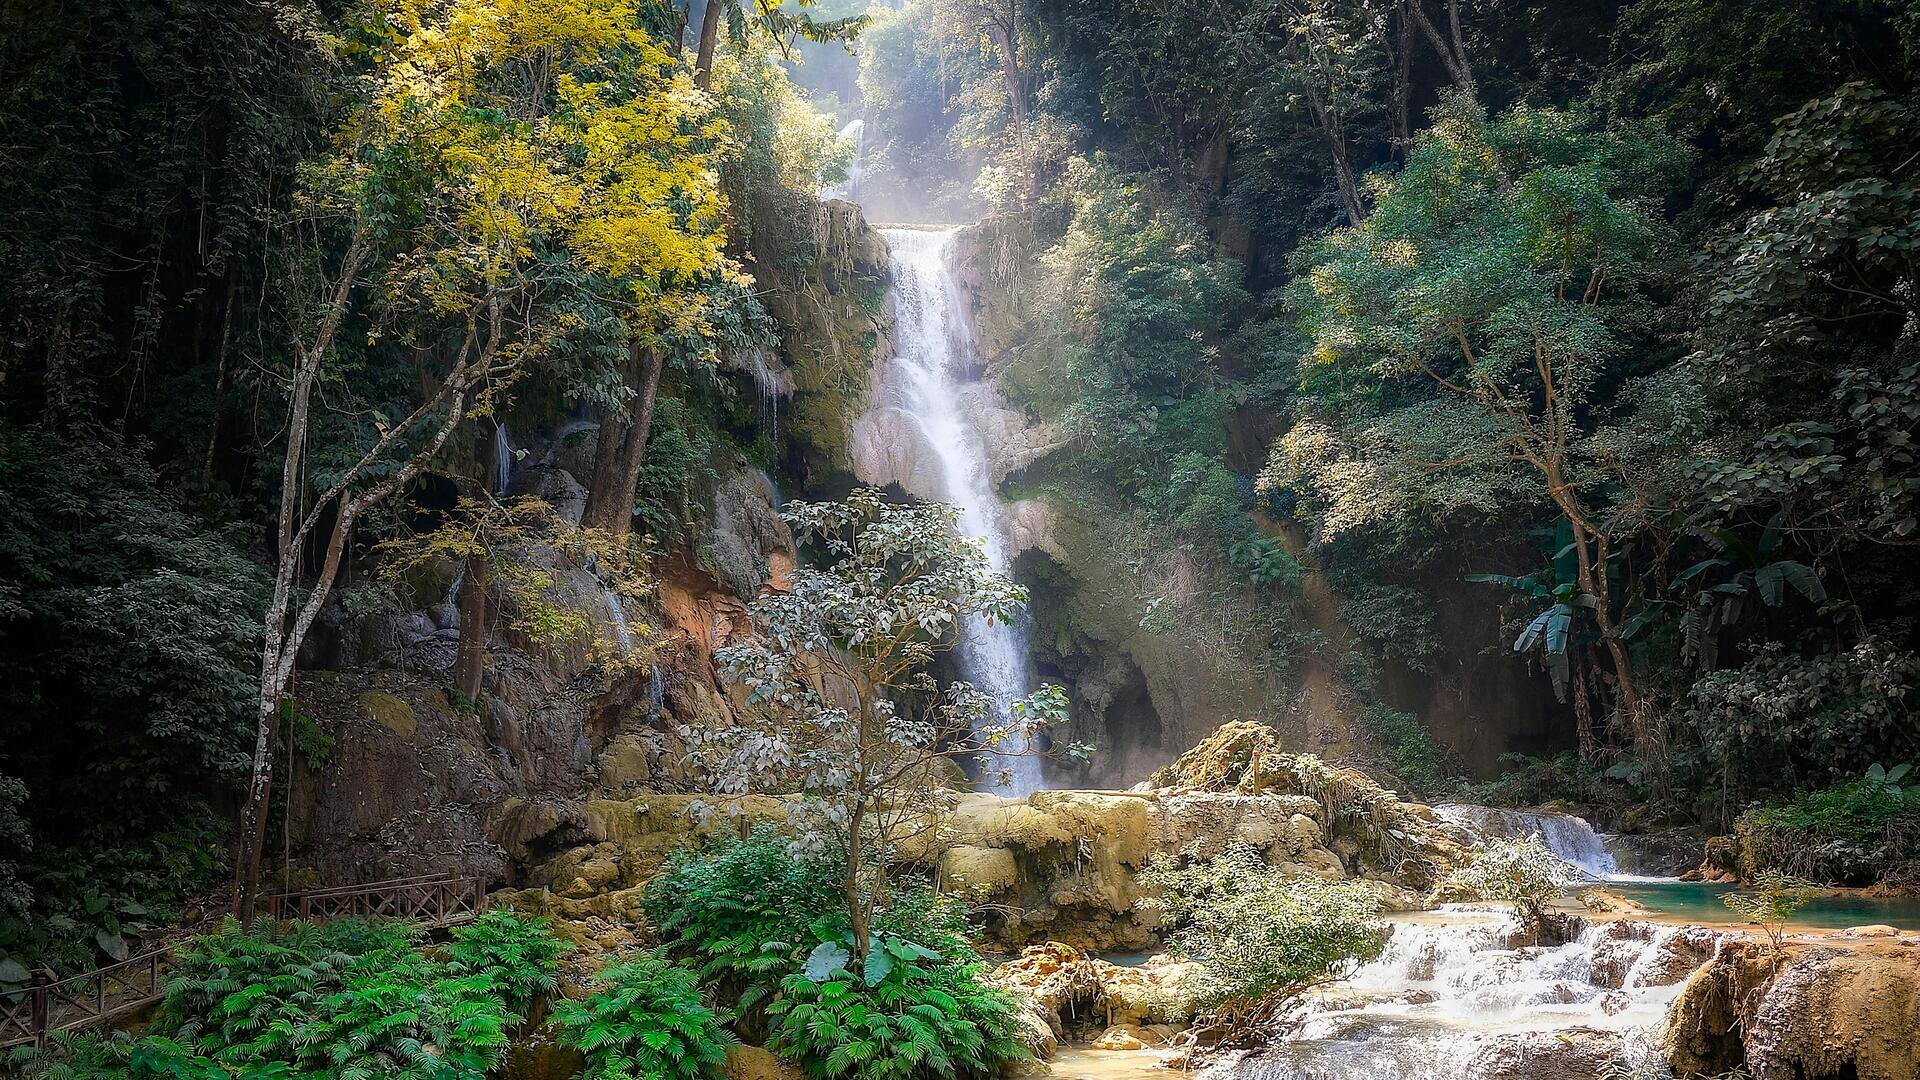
[0, 873, 488, 1052]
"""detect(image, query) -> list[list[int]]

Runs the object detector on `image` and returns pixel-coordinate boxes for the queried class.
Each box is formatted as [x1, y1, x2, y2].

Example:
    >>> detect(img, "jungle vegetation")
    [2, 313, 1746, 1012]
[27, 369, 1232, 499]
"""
[0, 0, 1917, 996]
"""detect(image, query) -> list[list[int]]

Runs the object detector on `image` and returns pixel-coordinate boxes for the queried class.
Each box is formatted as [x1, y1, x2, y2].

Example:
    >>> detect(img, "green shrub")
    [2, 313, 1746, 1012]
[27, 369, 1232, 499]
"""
[1721, 868, 1819, 956]
[20, 915, 561, 1079]
[768, 939, 1027, 1080]
[443, 909, 569, 1016]
[1736, 764, 1920, 883]
[644, 829, 975, 1018]
[643, 828, 844, 1012]
[1434, 834, 1581, 920]
[552, 951, 734, 1080]
[1137, 844, 1387, 1009]
[1358, 705, 1451, 795]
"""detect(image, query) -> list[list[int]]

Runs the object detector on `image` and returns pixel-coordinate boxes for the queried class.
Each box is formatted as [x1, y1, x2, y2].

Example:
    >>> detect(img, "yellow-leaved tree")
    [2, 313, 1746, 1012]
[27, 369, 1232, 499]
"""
[238, 0, 740, 916]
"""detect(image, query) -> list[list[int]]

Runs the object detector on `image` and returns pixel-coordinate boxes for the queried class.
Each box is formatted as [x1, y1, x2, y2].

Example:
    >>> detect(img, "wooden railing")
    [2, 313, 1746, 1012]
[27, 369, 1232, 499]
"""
[0, 873, 488, 1052]
[262, 872, 487, 925]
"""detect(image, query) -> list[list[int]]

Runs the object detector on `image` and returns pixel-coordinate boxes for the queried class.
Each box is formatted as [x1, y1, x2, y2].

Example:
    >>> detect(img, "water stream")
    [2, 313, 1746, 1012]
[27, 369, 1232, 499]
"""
[1433, 803, 1624, 879]
[1215, 908, 1709, 1080]
[880, 226, 1044, 795]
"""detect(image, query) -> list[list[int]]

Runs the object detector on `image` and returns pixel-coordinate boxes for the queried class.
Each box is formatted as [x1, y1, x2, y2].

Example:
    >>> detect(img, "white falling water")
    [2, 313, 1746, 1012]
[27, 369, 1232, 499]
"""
[822, 117, 865, 202]
[882, 226, 1044, 796]
[1433, 804, 1623, 879]
[492, 421, 513, 495]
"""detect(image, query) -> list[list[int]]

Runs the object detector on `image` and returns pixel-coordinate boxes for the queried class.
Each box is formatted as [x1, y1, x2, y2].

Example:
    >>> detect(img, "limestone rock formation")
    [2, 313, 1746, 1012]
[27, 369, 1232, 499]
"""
[1665, 941, 1920, 1080]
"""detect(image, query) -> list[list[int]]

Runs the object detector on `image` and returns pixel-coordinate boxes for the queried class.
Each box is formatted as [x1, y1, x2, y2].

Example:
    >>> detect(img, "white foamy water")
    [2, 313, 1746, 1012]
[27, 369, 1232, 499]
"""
[881, 226, 1043, 795]
[1220, 909, 1720, 1080]
[1434, 803, 1629, 879]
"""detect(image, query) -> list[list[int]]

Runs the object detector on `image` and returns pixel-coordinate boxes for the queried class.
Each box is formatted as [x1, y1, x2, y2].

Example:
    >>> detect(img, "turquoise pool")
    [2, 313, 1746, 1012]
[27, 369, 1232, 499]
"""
[1604, 878, 1920, 931]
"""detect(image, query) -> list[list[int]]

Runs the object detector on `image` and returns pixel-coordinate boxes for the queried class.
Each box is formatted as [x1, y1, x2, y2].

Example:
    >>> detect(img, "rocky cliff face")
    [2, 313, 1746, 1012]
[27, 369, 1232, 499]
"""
[754, 197, 894, 484]
[283, 197, 894, 889]
[284, 449, 795, 886]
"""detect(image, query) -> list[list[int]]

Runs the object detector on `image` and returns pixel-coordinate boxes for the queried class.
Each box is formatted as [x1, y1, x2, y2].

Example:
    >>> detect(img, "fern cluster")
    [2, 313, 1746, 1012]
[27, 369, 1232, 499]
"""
[25, 914, 565, 1080]
[444, 909, 570, 1015]
[642, 828, 844, 1014]
[767, 940, 1028, 1080]
[551, 950, 734, 1080]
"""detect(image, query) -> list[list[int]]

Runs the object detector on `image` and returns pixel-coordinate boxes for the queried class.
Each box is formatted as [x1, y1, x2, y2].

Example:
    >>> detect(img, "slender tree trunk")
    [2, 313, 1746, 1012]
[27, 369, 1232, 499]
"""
[583, 345, 665, 535]
[984, 13, 1025, 135]
[1389, 3, 1414, 152]
[1547, 478, 1645, 746]
[455, 550, 488, 702]
[845, 798, 869, 970]
[694, 0, 724, 90]
[1409, 0, 1476, 95]
[235, 283, 493, 920]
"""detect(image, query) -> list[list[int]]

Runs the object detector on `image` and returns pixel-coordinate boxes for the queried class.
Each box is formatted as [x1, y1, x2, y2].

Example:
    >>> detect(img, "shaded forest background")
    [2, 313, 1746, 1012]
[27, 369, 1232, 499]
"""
[1, 0, 1917, 976]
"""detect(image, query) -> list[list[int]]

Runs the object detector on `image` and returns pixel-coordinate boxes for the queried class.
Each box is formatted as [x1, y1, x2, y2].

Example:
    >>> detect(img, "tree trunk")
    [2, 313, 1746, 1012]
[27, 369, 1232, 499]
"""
[845, 799, 869, 972]
[1554, 493, 1645, 744]
[583, 345, 665, 535]
[609, 348, 666, 535]
[985, 16, 1025, 136]
[1389, 3, 1414, 152]
[1409, 0, 1476, 95]
[455, 550, 488, 703]
[694, 0, 724, 90]
[582, 405, 629, 532]
[234, 277, 488, 920]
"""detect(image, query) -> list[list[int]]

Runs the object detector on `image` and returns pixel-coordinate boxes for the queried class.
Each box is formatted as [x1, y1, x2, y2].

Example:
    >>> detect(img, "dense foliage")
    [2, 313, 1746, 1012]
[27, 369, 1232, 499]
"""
[21, 914, 565, 1079]
[768, 942, 1028, 1080]
[553, 951, 735, 1080]
[1139, 843, 1388, 1010]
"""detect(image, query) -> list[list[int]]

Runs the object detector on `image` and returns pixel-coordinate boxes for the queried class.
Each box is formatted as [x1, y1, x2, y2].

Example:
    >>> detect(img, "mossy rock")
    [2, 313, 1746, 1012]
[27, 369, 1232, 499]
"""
[360, 691, 417, 740]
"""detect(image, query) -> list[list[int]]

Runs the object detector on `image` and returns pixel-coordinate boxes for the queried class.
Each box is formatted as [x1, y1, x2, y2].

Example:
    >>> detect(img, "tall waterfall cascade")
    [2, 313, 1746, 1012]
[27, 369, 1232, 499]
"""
[880, 226, 1044, 795]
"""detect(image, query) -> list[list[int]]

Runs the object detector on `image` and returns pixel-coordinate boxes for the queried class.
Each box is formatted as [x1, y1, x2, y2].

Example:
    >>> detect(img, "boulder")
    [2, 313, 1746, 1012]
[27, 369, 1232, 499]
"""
[943, 845, 1020, 897]
[1089, 1023, 1161, 1051]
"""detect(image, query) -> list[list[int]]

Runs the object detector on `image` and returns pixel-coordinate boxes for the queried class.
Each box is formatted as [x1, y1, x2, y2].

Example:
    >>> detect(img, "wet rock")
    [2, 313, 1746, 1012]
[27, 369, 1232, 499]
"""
[1090, 1023, 1161, 1050]
[509, 464, 588, 524]
[1665, 941, 1920, 1080]
[704, 465, 793, 599]
[1466, 1026, 1619, 1080]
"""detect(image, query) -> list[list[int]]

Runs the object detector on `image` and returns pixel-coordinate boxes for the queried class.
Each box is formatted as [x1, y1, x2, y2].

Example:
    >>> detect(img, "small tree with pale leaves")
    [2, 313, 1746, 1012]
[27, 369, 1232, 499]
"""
[1722, 869, 1818, 960]
[1435, 834, 1582, 930]
[694, 489, 1068, 973]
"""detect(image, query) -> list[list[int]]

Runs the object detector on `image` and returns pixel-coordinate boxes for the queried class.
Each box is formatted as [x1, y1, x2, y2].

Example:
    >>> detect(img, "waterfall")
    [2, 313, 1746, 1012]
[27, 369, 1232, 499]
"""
[1433, 804, 1621, 879]
[492, 421, 513, 495]
[822, 117, 865, 202]
[881, 226, 1044, 796]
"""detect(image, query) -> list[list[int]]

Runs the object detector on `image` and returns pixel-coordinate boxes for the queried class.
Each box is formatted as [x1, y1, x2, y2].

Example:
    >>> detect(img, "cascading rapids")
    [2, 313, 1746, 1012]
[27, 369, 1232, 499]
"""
[1222, 909, 1721, 1080]
[879, 226, 1045, 795]
[1433, 803, 1624, 879]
